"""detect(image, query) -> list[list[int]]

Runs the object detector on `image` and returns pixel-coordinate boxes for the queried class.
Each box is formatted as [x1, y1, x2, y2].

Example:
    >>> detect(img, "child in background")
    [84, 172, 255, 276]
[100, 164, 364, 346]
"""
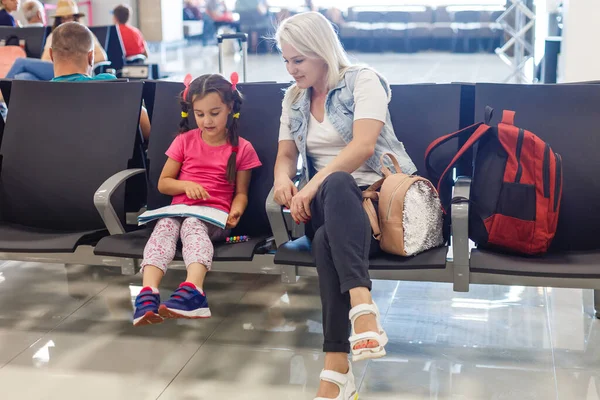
[112, 4, 149, 58]
[133, 73, 262, 326]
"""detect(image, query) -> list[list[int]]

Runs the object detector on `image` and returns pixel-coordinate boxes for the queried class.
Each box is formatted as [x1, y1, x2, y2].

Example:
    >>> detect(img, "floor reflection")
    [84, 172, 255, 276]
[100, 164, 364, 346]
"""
[0, 260, 598, 399]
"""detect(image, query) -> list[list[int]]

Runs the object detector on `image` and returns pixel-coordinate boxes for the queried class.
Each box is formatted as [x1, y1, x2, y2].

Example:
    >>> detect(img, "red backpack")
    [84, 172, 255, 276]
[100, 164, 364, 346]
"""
[425, 108, 563, 255]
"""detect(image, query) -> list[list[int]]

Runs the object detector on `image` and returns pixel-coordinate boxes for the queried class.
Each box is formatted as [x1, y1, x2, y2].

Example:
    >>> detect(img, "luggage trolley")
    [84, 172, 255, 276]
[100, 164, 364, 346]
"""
[217, 33, 248, 82]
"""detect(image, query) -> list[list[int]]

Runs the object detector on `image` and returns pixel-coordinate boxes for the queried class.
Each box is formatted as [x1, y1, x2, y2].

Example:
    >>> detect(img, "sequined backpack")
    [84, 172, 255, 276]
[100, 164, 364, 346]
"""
[362, 153, 444, 256]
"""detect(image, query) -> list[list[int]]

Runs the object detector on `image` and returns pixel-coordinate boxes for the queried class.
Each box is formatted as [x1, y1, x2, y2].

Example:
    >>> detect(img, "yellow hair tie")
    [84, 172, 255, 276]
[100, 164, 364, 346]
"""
[181, 111, 189, 118]
[233, 112, 240, 119]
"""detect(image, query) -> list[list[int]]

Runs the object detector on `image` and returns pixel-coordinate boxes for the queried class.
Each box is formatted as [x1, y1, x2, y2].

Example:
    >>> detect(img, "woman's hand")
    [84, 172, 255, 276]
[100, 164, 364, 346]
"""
[226, 210, 242, 229]
[290, 183, 318, 224]
[183, 182, 210, 200]
[273, 177, 298, 209]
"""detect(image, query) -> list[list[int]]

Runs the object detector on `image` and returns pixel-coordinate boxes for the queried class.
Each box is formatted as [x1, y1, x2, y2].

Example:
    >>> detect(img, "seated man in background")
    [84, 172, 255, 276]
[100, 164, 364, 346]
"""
[22, 0, 45, 27]
[5, 0, 106, 81]
[42, 0, 106, 63]
[50, 22, 151, 140]
[112, 4, 149, 58]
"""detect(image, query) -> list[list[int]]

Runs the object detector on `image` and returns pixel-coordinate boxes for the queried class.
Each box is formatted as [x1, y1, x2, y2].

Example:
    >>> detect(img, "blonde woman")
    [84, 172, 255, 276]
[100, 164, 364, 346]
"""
[273, 12, 417, 400]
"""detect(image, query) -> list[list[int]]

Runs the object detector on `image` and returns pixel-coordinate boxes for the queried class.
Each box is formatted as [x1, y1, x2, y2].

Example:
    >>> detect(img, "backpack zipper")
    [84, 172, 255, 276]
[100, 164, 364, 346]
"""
[554, 152, 562, 211]
[543, 143, 550, 198]
[514, 128, 524, 183]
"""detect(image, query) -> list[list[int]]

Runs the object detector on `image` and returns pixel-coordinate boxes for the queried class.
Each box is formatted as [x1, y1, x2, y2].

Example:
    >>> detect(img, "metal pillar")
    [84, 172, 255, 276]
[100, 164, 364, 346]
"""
[496, 0, 536, 83]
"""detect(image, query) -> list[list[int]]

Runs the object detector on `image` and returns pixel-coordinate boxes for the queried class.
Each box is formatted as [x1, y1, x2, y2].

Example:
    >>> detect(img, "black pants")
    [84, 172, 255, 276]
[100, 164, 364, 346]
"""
[306, 171, 380, 353]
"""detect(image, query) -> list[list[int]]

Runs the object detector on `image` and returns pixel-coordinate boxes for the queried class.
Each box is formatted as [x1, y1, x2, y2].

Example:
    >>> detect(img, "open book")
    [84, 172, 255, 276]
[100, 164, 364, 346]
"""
[138, 205, 228, 229]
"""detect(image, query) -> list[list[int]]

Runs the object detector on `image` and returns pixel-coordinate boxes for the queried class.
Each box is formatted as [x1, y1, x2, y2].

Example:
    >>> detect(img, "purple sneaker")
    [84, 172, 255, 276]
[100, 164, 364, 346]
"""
[133, 287, 163, 326]
[159, 282, 211, 319]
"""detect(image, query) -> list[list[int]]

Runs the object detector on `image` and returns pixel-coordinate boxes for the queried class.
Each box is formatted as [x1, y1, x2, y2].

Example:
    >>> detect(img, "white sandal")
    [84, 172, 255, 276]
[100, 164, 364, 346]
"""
[314, 364, 358, 400]
[348, 302, 388, 362]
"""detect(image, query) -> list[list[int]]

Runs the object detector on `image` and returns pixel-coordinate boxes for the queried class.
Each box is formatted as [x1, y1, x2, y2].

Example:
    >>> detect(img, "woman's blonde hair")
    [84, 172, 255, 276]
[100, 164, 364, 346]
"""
[275, 12, 356, 105]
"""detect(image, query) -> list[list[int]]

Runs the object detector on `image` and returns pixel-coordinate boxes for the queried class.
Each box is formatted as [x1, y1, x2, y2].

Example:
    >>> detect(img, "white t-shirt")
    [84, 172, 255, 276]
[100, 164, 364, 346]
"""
[279, 69, 389, 187]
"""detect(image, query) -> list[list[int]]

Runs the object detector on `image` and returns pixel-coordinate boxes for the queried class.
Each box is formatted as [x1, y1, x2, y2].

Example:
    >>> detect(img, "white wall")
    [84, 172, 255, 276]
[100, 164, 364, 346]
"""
[91, 0, 138, 27]
[545, 0, 561, 13]
[139, 0, 183, 43]
[561, 0, 600, 82]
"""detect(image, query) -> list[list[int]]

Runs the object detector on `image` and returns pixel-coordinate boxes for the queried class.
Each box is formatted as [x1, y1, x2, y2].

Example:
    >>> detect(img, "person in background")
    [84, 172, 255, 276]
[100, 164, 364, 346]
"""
[205, 0, 234, 23]
[5, 0, 106, 82]
[112, 4, 149, 58]
[49, 22, 116, 82]
[49, 22, 151, 140]
[41, 0, 106, 63]
[235, 0, 269, 52]
[21, 0, 45, 27]
[0, 0, 20, 26]
[183, 0, 202, 21]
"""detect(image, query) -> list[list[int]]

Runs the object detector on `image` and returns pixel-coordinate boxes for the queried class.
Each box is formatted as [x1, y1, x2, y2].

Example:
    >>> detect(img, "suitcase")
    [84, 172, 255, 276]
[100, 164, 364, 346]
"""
[217, 33, 248, 82]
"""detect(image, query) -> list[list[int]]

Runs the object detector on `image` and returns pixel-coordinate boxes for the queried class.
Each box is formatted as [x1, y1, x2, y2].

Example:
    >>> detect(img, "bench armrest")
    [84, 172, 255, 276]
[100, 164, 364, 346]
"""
[93, 61, 112, 75]
[126, 55, 147, 64]
[266, 186, 291, 248]
[451, 175, 471, 292]
[94, 168, 146, 235]
[265, 173, 308, 247]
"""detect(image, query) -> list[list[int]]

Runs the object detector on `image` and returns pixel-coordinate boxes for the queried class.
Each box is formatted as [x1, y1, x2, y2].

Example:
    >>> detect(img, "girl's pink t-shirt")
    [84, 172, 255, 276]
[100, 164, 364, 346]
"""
[165, 129, 262, 213]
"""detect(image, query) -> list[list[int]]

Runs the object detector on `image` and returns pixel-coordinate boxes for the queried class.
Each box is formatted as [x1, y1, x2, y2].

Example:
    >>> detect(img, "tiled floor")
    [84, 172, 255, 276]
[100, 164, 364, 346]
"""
[148, 43, 515, 84]
[0, 259, 599, 399]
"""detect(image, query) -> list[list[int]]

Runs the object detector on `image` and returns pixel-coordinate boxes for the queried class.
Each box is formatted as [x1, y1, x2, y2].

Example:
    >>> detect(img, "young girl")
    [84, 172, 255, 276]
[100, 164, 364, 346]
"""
[133, 73, 262, 326]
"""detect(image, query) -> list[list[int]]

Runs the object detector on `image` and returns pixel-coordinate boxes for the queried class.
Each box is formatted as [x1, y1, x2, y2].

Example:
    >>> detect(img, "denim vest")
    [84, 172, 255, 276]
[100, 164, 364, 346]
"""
[287, 67, 417, 183]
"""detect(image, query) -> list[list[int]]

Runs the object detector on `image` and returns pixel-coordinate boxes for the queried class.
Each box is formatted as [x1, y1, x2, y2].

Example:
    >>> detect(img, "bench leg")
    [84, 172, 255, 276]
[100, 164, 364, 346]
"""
[281, 265, 299, 284]
[594, 290, 600, 319]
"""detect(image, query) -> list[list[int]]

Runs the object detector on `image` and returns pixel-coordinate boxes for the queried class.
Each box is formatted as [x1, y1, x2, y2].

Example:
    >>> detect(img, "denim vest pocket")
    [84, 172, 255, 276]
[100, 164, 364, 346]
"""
[335, 104, 354, 120]
[289, 116, 304, 146]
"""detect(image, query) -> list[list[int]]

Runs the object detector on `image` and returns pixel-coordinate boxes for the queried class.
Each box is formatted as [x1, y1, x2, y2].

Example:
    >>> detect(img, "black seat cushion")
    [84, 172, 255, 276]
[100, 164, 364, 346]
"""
[274, 236, 448, 270]
[0, 223, 106, 253]
[470, 248, 600, 278]
[94, 228, 269, 262]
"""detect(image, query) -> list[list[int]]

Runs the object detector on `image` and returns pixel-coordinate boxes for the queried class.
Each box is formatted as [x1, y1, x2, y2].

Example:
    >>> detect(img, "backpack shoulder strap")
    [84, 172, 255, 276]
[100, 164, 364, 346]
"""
[363, 177, 385, 240]
[437, 123, 494, 211]
[380, 152, 402, 176]
[425, 122, 482, 183]
[425, 106, 495, 183]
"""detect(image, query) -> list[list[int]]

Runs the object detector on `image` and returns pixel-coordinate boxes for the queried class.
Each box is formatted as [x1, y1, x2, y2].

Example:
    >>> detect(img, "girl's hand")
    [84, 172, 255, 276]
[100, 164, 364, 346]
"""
[184, 182, 210, 200]
[273, 177, 298, 209]
[290, 183, 317, 224]
[226, 210, 242, 229]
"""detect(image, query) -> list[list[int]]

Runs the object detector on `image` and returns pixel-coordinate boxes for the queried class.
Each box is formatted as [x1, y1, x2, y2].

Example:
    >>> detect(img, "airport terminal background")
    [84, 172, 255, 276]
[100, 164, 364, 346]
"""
[2, 0, 600, 399]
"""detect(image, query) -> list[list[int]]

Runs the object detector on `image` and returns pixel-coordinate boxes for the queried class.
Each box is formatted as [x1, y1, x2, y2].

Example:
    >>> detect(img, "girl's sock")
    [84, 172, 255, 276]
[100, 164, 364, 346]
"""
[180, 281, 204, 295]
[141, 286, 159, 294]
